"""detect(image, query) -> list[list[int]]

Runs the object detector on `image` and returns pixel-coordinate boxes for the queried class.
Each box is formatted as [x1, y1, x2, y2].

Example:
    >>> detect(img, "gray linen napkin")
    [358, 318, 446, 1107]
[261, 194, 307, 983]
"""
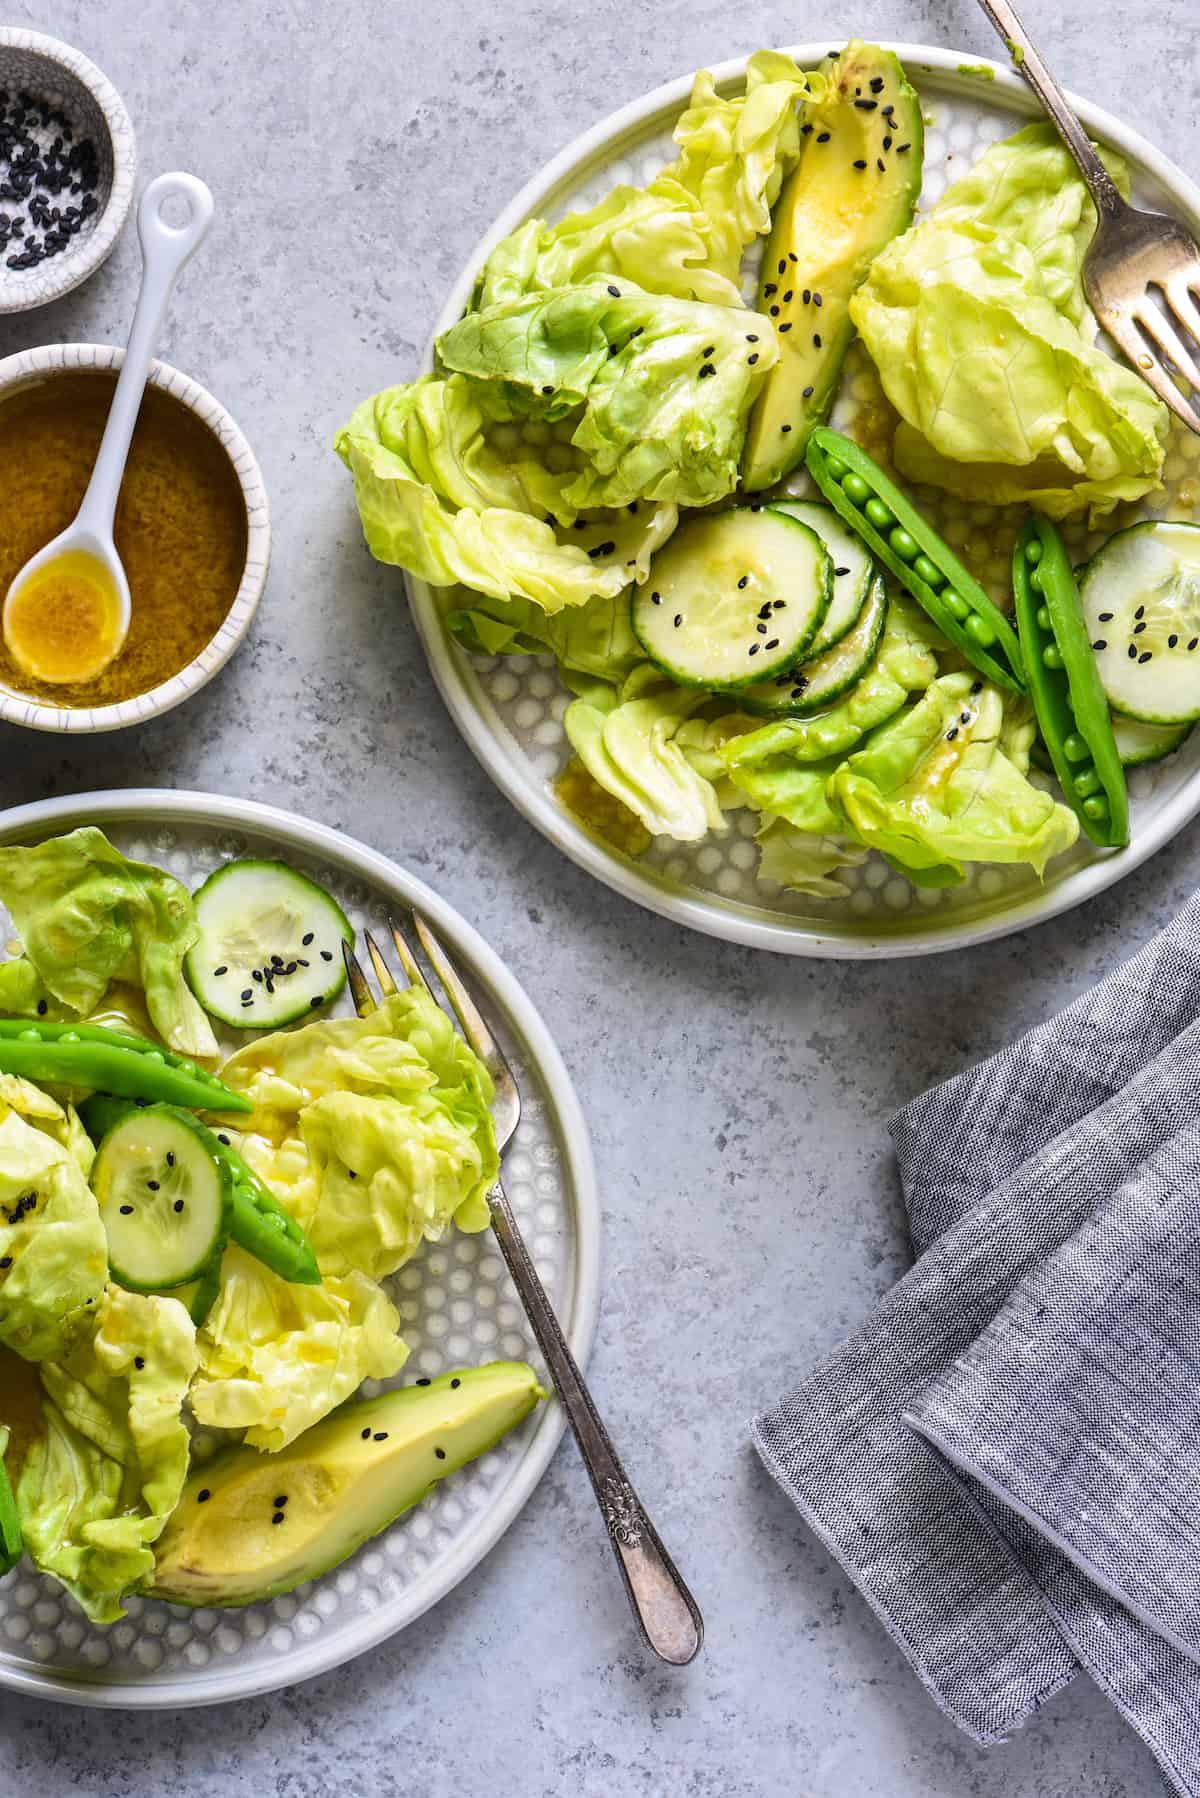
[754, 893, 1200, 1794]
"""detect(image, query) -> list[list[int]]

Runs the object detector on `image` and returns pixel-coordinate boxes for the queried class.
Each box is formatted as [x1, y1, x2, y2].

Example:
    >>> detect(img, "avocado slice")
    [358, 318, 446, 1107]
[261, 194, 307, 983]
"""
[148, 1362, 546, 1607]
[741, 42, 924, 491]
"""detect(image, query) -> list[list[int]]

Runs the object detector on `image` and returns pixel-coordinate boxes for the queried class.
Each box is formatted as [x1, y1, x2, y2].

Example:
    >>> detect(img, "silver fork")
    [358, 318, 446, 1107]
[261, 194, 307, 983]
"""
[977, 0, 1200, 435]
[343, 919, 703, 1666]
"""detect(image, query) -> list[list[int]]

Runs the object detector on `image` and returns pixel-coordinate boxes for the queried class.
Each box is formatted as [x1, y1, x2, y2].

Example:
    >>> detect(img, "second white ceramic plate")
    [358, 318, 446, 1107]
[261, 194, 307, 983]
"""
[0, 790, 599, 1707]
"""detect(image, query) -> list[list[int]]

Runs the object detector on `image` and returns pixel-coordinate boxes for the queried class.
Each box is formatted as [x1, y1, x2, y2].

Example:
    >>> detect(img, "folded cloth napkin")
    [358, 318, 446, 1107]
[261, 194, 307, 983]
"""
[755, 893, 1200, 1797]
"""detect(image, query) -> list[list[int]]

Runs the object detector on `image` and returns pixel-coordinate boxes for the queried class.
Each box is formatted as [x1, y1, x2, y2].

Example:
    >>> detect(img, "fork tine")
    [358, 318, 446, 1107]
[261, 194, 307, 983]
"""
[387, 917, 431, 993]
[1104, 312, 1200, 434]
[364, 929, 399, 996]
[341, 940, 376, 1017]
[1132, 298, 1200, 394]
[1167, 279, 1200, 352]
[411, 913, 500, 1063]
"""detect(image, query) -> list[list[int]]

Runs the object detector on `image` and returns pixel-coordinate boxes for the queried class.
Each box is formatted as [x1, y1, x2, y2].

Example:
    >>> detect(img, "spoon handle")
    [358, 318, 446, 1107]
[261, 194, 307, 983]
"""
[974, 0, 1125, 219]
[77, 172, 215, 538]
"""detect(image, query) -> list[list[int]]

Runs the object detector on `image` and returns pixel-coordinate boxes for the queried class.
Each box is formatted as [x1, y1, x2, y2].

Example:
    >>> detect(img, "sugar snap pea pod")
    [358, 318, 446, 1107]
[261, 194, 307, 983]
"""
[1013, 515, 1128, 848]
[80, 1095, 321, 1286]
[0, 1018, 252, 1113]
[0, 1435, 21, 1578]
[805, 427, 1026, 693]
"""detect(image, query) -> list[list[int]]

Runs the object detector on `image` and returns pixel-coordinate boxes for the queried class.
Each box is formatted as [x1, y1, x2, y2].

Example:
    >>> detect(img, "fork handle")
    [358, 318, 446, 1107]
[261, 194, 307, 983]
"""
[974, 0, 1125, 220]
[486, 1177, 703, 1665]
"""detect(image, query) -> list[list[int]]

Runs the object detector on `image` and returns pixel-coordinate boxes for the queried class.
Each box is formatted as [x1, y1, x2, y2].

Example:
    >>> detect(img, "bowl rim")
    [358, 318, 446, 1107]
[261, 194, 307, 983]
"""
[0, 27, 137, 315]
[0, 342, 271, 733]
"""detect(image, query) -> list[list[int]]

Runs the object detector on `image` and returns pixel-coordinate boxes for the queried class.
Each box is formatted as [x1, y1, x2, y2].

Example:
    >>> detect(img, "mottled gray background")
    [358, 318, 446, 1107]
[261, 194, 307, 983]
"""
[0, 0, 1191, 1792]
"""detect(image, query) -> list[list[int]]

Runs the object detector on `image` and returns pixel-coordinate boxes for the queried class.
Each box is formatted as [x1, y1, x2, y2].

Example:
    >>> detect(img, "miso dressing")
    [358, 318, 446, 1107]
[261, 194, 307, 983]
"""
[0, 370, 248, 707]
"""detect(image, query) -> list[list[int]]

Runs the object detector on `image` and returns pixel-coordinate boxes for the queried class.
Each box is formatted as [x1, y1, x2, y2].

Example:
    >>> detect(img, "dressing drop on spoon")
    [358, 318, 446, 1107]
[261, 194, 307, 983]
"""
[2, 172, 214, 686]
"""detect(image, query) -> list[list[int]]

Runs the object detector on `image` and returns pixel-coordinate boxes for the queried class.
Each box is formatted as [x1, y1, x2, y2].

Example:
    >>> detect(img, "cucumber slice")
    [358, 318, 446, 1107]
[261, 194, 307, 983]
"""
[631, 508, 832, 691]
[92, 1105, 231, 1292]
[767, 500, 873, 656]
[740, 574, 888, 717]
[1080, 521, 1200, 724]
[185, 860, 353, 1029]
[1111, 712, 1193, 767]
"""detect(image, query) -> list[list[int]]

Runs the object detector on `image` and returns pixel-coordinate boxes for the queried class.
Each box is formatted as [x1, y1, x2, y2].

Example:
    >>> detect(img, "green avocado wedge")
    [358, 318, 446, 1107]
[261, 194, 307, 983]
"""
[147, 1363, 547, 1607]
[741, 40, 924, 490]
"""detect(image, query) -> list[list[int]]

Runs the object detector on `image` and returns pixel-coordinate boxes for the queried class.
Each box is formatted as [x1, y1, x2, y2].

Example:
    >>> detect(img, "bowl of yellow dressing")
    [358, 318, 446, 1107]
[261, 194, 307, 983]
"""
[0, 344, 269, 731]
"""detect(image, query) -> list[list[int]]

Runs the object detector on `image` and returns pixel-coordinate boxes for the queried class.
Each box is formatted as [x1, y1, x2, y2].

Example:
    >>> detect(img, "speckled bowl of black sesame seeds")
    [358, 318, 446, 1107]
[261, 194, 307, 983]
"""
[0, 28, 136, 314]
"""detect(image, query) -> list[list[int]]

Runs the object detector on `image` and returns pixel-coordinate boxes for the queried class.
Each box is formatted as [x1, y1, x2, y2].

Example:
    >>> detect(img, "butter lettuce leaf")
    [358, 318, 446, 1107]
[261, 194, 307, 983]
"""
[0, 828, 217, 1058]
[18, 1287, 197, 1621]
[189, 1246, 407, 1452]
[475, 52, 820, 310]
[755, 816, 868, 897]
[0, 1104, 107, 1364]
[563, 668, 728, 842]
[217, 988, 498, 1274]
[335, 375, 676, 613]
[438, 282, 777, 510]
[830, 674, 1079, 878]
[447, 586, 643, 685]
[851, 124, 1167, 519]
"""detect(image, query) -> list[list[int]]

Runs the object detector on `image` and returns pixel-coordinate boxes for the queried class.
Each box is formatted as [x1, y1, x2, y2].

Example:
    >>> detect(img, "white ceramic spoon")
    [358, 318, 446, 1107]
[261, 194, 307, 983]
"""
[2, 171, 214, 685]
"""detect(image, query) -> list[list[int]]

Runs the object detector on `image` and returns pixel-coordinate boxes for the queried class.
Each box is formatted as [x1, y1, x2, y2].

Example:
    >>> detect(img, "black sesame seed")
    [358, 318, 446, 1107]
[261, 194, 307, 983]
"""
[802, 289, 811, 303]
[763, 283, 777, 297]
[1098, 611, 1113, 622]
[1133, 621, 1147, 635]
[813, 334, 822, 348]
[702, 345, 714, 356]
[309, 995, 323, 1008]
[119, 1204, 134, 1215]
[36, 1000, 46, 1016]
[788, 253, 798, 263]
[1169, 634, 1179, 648]
[748, 353, 759, 364]
[877, 159, 886, 172]
[802, 384, 814, 398]
[435, 1447, 446, 1460]
[217, 1134, 230, 1146]
[883, 135, 893, 150]
[134, 1356, 145, 1370]
[773, 600, 785, 611]
[1135, 605, 1145, 619]
[166, 1153, 174, 1168]
[853, 159, 868, 170]
[813, 293, 822, 307]
[1092, 640, 1107, 651]
[738, 575, 749, 589]
[778, 322, 792, 333]
[1190, 639, 1199, 651]
[770, 304, 780, 317]
[758, 603, 772, 619]
[766, 638, 780, 650]
[541, 385, 552, 395]
[272, 1512, 285, 1526]
[252, 969, 263, 983]
[870, 76, 885, 92]
[748, 644, 760, 656]
[301, 932, 314, 945]
[781, 424, 792, 434]
[816, 131, 831, 142]
[801, 122, 813, 135]
[1128, 645, 1138, 659]
[607, 283, 620, 297]
[777, 259, 786, 274]
[745, 333, 759, 343]
[756, 622, 767, 635]
[274, 1495, 287, 1508]
[147, 1179, 159, 1191]
[587, 539, 616, 559]
[321, 950, 333, 961]
[674, 614, 682, 628]
[197, 1489, 211, 1503]
[213, 965, 228, 976]
[373, 1431, 388, 1442]
[946, 727, 959, 741]
[854, 98, 878, 110]
[1140, 651, 1153, 663]
[896, 143, 912, 153]
[241, 988, 253, 1001]
[450, 1377, 461, 1389]
[416, 1377, 431, 1387]
[0, 1258, 10, 1270]
[782, 289, 793, 303]
[362, 1427, 371, 1438]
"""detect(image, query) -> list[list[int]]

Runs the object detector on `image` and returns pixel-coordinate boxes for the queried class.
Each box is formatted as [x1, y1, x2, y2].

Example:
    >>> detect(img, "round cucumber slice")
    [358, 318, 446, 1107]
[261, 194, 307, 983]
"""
[185, 860, 353, 1029]
[93, 1105, 230, 1292]
[767, 499, 873, 656]
[631, 508, 832, 691]
[1110, 712, 1193, 767]
[740, 574, 888, 717]
[1080, 521, 1200, 724]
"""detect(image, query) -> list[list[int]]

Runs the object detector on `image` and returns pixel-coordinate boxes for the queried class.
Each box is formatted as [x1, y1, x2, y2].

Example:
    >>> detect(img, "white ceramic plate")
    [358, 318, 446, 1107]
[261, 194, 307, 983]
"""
[405, 43, 1200, 957]
[0, 791, 599, 1707]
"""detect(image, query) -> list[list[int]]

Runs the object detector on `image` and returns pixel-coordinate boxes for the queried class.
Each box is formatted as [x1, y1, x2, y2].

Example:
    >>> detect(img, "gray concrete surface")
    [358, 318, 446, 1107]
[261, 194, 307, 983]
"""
[0, 0, 1191, 1792]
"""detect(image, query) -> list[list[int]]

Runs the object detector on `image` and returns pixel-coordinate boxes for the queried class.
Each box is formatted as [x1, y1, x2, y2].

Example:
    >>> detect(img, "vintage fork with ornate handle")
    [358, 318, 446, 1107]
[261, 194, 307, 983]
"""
[976, 0, 1200, 435]
[342, 920, 703, 1666]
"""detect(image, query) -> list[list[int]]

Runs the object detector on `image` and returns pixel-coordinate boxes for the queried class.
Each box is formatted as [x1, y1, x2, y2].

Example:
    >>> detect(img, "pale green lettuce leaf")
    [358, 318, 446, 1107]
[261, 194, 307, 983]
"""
[851, 124, 1167, 519]
[217, 988, 498, 1274]
[189, 1245, 407, 1452]
[18, 1287, 197, 1621]
[0, 958, 70, 1021]
[438, 282, 777, 510]
[755, 816, 868, 897]
[475, 52, 820, 310]
[0, 1105, 107, 1364]
[447, 584, 643, 685]
[335, 375, 676, 613]
[0, 828, 216, 1058]
[563, 669, 727, 841]
[830, 674, 1079, 878]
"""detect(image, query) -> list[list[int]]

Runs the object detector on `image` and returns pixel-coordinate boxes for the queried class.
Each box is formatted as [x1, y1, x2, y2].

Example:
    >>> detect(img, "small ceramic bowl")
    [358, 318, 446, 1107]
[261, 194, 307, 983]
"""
[0, 29, 136, 314]
[0, 343, 270, 733]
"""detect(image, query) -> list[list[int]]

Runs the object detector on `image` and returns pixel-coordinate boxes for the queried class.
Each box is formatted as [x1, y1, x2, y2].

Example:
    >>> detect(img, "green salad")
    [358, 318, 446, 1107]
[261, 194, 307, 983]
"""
[337, 42, 1193, 901]
[0, 828, 543, 1619]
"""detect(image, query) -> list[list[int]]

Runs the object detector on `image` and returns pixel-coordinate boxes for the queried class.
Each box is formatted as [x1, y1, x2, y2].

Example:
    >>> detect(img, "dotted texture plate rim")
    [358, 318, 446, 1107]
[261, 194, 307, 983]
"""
[0, 790, 599, 1708]
[405, 42, 1200, 959]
